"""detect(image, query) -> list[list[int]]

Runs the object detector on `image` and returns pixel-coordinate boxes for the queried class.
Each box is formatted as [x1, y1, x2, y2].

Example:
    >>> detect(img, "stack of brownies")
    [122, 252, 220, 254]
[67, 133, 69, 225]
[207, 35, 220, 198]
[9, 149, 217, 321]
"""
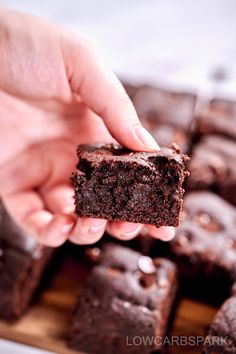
[1, 82, 236, 354]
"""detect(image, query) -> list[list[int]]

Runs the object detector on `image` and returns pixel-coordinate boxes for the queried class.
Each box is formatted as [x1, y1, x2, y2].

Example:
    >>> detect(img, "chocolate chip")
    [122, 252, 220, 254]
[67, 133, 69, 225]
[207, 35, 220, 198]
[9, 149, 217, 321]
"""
[139, 274, 156, 289]
[123, 301, 131, 309]
[107, 267, 123, 277]
[86, 247, 101, 262]
[194, 212, 222, 232]
[138, 256, 156, 275]
[176, 231, 192, 246]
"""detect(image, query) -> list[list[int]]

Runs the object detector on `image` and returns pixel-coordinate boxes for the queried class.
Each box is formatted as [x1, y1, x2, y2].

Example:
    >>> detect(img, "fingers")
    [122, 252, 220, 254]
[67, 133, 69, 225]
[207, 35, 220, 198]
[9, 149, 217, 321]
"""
[41, 183, 74, 214]
[68, 217, 107, 245]
[106, 221, 143, 240]
[144, 225, 175, 241]
[38, 213, 75, 247]
[62, 35, 159, 151]
[0, 146, 49, 195]
[24, 210, 75, 247]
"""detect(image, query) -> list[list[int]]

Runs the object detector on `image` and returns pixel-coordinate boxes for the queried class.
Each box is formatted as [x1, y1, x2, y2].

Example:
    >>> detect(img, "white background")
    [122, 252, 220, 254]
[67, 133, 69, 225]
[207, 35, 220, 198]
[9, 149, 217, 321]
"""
[2, 0, 236, 97]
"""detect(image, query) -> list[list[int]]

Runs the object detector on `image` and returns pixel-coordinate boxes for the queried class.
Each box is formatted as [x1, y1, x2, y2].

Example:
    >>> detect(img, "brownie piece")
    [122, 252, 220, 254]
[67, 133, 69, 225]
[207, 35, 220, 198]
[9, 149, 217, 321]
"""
[132, 86, 196, 153]
[69, 243, 178, 354]
[72, 144, 189, 227]
[203, 296, 236, 353]
[168, 191, 236, 304]
[195, 98, 236, 140]
[187, 135, 236, 205]
[0, 198, 53, 319]
[140, 119, 190, 154]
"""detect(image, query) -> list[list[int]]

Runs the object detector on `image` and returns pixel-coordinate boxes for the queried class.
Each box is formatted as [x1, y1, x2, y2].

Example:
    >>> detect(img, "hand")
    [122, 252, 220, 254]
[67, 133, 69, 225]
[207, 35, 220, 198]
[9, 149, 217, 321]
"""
[0, 7, 175, 246]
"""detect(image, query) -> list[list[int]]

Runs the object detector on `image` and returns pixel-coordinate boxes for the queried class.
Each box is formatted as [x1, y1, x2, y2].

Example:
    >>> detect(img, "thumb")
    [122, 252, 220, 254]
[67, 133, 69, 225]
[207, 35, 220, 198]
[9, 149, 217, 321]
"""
[61, 34, 159, 151]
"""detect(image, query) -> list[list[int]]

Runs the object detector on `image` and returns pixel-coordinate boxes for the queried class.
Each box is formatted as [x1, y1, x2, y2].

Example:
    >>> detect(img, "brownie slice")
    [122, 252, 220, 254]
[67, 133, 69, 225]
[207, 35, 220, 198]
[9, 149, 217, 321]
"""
[187, 135, 236, 205]
[72, 144, 189, 227]
[195, 98, 236, 140]
[69, 243, 178, 354]
[203, 296, 236, 354]
[168, 191, 236, 304]
[0, 198, 53, 319]
[132, 86, 196, 153]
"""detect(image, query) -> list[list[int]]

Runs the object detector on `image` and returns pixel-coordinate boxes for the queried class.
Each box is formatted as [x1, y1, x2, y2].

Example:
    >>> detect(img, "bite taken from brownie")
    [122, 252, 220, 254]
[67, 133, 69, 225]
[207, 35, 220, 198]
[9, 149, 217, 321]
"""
[69, 243, 178, 354]
[71, 143, 189, 227]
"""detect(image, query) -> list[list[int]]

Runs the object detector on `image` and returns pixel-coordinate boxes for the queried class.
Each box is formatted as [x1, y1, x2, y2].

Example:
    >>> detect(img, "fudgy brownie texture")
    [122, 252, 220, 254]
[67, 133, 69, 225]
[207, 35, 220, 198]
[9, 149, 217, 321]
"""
[195, 98, 236, 140]
[69, 243, 178, 354]
[132, 85, 196, 153]
[203, 296, 236, 354]
[168, 191, 236, 304]
[187, 135, 236, 205]
[0, 198, 53, 320]
[72, 144, 189, 227]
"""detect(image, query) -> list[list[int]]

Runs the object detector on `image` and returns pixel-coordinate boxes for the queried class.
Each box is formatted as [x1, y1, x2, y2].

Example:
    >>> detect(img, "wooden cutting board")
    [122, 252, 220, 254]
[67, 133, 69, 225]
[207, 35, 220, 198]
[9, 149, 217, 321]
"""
[0, 253, 218, 354]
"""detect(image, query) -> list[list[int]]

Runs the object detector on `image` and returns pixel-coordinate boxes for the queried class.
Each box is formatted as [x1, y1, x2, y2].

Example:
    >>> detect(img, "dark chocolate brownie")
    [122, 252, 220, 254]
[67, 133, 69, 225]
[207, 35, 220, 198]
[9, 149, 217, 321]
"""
[0, 198, 53, 319]
[187, 135, 236, 205]
[132, 85, 196, 153]
[140, 119, 190, 154]
[203, 296, 236, 354]
[72, 143, 189, 227]
[132, 85, 196, 130]
[195, 98, 236, 140]
[69, 243, 178, 354]
[168, 191, 236, 304]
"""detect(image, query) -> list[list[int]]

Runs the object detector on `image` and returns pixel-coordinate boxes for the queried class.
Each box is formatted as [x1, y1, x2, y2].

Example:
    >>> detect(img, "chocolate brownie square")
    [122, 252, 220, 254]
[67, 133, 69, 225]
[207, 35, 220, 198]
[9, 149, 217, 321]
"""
[72, 144, 189, 227]
[187, 135, 236, 205]
[203, 296, 236, 354]
[0, 199, 53, 319]
[168, 191, 236, 304]
[195, 98, 236, 140]
[69, 243, 178, 354]
[132, 86, 196, 153]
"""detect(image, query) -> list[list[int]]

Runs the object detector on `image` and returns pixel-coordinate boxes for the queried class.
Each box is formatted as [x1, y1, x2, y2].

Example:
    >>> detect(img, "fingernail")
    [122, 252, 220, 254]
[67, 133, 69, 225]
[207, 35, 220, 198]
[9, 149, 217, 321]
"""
[121, 223, 141, 237]
[134, 125, 160, 151]
[61, 223, 74, 235]
[160, 226, 175, 241]
[89, 219, 106, 235]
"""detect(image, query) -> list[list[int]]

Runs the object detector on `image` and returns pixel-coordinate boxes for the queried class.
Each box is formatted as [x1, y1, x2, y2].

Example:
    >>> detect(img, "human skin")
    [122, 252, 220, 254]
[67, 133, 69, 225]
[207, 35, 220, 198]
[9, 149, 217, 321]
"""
[0, 7, 175, 246]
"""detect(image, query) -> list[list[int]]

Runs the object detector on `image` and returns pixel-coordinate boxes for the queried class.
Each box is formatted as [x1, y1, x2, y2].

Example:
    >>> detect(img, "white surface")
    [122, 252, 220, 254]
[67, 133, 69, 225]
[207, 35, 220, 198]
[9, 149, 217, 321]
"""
[0, 339, 54, 354]
[2, 0, 236, 97]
